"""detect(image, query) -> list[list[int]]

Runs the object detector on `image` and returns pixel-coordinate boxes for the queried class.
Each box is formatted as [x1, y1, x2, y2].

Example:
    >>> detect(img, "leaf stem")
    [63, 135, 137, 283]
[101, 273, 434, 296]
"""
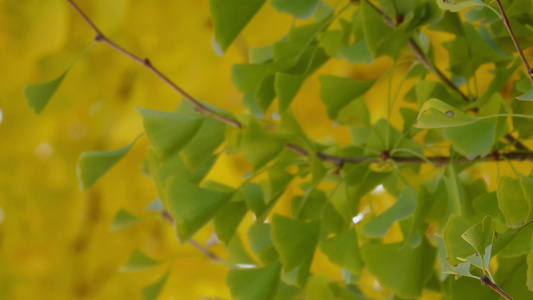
[480, 276, 513, 300]
[495, 0, 533, 86]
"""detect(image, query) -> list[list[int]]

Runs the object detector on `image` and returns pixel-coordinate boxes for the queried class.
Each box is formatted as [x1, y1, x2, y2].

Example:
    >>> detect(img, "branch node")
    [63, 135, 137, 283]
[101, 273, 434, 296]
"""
[490, 151, 500, 161]
[395, 14, 404, 25]
[480, 276, 490, 286]
[380, 150, 390, 161]
[94, 34, 104, 42]
[143, 58, 151, 66]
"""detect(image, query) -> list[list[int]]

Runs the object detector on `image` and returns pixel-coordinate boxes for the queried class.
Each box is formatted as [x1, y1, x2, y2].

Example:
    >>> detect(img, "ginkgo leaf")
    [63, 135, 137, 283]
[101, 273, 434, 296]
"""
[166, 177, 233, 242]
[319, 228, 363, 275]
[110, 209, 140, 231]
[517, 87, 533, 101]
[270, 0, 319, 19]
[461, 215, 492, 258]
[209, 0, 266, 52]
[415, 98, 477, 128]
[24, 71, 68, 114]
[141, 271, 170, 300]
[361, 239, 437, 298]
[119, 251, 160, 272]
[137, 108, 204, 160]
[498, 176, 530, 228]
[436, 0, 501, 18]
[526, 253, 533, 291]
[271, 214, 320, 287]
[227, 262, 281, 300]
[242, 119, 285, 170]
[77, 138, 137, 190]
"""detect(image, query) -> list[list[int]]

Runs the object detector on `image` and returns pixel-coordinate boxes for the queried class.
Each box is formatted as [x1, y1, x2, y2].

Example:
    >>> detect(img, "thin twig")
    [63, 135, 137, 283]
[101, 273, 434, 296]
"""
[480, 276, 513, 300]
[65, 0, 242, 129]
[286, 144, 533, 166]
[495, 0, 533, 86]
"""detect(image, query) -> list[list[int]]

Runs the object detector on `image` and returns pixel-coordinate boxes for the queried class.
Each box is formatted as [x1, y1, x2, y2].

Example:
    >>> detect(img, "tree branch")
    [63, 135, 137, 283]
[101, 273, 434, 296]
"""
[480, 276, 513, 300]
[286, 144, 533, 166]
[495, 0, 533, 86]
[66, 0, 531, 172]
[65, 0, 242, 129]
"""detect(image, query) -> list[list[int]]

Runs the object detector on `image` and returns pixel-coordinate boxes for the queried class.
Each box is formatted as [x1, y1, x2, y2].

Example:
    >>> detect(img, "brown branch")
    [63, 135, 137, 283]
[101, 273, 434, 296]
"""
[495, 0, 533, 86]
[65, 0, 242, 129]
[286, 144, 533, 166]
[480, 276, 513, 300]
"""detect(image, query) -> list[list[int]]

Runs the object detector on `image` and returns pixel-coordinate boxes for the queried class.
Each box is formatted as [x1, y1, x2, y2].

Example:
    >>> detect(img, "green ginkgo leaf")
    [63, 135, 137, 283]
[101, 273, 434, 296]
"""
[517, 87, 533, 101]
[209, 0, 266, 52]
[436, 0, 501, 18]
[270, 0, 319, 19]
[137, 108, 204, 160]
[77, 138, 138, 190]
[110, 209, 140, 231]
[227, 262, 281, 300]
[415, 98, 477, 128]
[24, 71, 68, 114]
[141, 271, 170, 300]
[119, 251, 160, 272]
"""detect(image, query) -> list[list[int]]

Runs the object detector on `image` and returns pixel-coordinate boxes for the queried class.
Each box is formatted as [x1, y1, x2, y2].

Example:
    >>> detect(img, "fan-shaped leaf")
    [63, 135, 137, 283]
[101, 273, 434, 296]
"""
[137, 108, 204, 159]
[77, 139, 136, 190]
[415, 98, 477, 128]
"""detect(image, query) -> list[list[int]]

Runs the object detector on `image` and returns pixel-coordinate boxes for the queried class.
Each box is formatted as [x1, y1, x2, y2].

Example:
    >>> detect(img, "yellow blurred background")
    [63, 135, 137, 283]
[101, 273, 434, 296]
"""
[1, 1, 530, 299]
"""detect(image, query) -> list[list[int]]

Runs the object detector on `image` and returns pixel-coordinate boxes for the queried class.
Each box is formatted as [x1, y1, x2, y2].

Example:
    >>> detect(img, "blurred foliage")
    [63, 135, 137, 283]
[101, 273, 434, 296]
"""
[2, 0, 533, 299]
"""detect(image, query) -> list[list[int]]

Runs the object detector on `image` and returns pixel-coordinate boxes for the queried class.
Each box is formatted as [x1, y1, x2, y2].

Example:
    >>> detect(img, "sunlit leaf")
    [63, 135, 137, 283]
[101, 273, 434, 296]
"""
[110, 209, 140, 231]
[166, 177, 233, 242]
[77, 139, 136, 191]
[24, 71, 68, 114]
[227, 262, 281, 300]
[119, 251, 160, 272]
[415, 98, 477, 128]
[271, 214, 320, 287]
[138, 108, 204, 159]
[141, 271, 170, 300]
[209, 0, 267, 52]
